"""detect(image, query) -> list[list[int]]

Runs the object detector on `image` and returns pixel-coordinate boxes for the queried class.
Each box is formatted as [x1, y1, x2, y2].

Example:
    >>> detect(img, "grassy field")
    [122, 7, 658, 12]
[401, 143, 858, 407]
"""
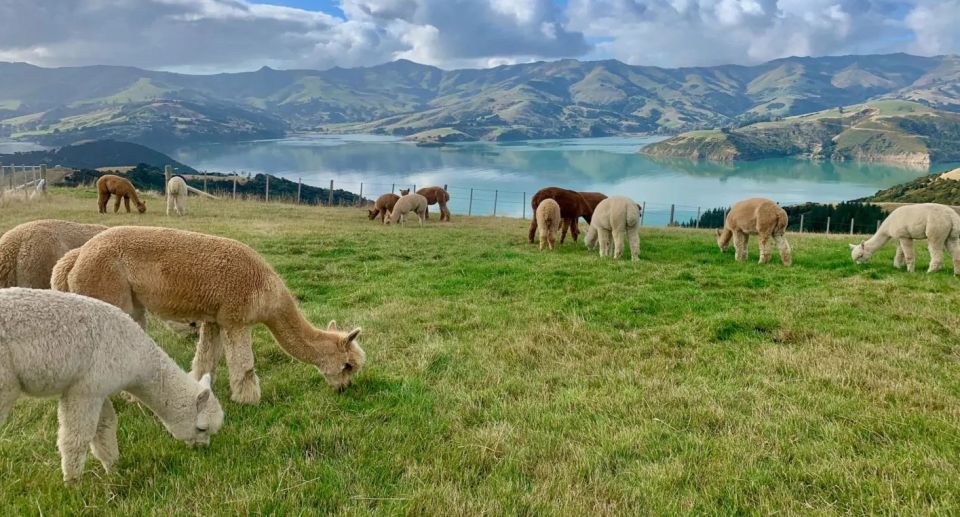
[1, 188, 958, 514]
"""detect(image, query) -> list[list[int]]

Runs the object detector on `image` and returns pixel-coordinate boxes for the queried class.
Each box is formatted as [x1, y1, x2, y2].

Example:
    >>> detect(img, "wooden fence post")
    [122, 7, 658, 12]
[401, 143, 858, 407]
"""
[849, 218, 855, 235]
[297, 178, 302, 204]
[695, 206, 701, 229]
[265, 175, 270, 202]
[328, 180, 334, 206]
[232, 175, 237, 200]
[203, 173, 208, 194]
[826, 216, 831, 234]
[522, 192, 526, 220]
[493, 190, 498, 216]
[358, 182, 363, 206]
[876, 220, 880, 232]
[668, 204, 675, 226]
[164, 165, 172, 194]
[40, 164, 47, 195]
[799, 214, 804, 233]
[640, 201, 646, 227]
[391, 183, 395, 194]
[468, 188, 473, 216]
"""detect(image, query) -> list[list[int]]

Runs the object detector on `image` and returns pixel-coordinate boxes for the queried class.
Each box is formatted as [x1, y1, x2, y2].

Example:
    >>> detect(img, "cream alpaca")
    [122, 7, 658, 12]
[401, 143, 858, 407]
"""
[53, 226, 365, 404]
[535, 198, 561, 250]
[386, 193, 428, 226]
[0, 219, 107, 288]
[717, 198, 791, 266]
[166, 175, 188, 216]
[584, 196, 641, 261]
[0, 288, 223, 482]
[850, 203, 960, 274]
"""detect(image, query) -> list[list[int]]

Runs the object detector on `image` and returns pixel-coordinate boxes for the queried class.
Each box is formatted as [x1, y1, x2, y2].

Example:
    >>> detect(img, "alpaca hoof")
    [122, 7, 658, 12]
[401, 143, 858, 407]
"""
[231, 374, 261, 405]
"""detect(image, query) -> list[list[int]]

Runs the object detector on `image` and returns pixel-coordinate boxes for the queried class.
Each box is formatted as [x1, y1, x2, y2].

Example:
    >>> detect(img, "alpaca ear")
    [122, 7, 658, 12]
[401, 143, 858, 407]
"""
[199, 373, 212, 389]
[327, 320, 338, 331]
[344, 327, 361, 344]
[716, 229, 722, 236]
[849, 243, 857, 250]
[197, 388, 211, 411]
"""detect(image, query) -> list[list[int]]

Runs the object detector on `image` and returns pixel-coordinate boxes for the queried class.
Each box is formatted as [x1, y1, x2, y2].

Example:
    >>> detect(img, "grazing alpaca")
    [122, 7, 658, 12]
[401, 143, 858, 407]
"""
[0, 219, 107, 288]
[97, 175, 146, 214]
[527, 187, 594, 244]
[562, 191, 607, 242]
[386, 193, 428, 226]
[166, 175, 188, 216]
[368, 193, 400, 224]
[535, 198, 561, 250]
[416, 186, 451, 222]
[52, 226, 365, 404]
[850, 203, 960, 274]
[0, 288, 223, 482]
[584, 196, 641, 261]
[717, 198, 791, 266]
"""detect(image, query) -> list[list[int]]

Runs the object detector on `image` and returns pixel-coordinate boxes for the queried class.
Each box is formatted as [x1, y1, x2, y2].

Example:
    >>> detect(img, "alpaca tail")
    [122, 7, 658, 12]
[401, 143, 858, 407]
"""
[51, 248, 82, 292]
[776, 209, 788, 234]
[0, 239, 16, 288]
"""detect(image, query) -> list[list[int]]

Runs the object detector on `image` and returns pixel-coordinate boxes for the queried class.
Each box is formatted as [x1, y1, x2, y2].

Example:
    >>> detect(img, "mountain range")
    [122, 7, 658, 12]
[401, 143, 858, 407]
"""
[1, 53, 958, 149]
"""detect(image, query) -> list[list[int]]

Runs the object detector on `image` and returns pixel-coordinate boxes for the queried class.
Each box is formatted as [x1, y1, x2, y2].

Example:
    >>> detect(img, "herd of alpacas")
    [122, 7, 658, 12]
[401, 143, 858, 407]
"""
[1, 177, 960, 482]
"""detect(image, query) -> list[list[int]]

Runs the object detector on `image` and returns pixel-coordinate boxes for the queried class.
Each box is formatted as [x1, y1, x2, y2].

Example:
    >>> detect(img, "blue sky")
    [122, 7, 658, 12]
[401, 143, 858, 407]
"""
[0, 0, 957, 72]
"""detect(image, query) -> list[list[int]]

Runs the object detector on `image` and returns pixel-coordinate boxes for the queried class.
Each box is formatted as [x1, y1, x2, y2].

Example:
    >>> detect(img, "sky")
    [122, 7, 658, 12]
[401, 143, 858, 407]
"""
[0, 0, 957, 73]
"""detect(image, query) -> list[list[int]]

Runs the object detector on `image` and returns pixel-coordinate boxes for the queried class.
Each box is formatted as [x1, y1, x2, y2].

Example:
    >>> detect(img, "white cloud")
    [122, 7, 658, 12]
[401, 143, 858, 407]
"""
[906, 0, 960, 56]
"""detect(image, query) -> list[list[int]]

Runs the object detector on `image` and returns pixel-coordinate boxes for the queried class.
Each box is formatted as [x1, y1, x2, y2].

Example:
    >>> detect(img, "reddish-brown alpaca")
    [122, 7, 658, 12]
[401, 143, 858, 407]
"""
[527, 187, 594, 243]
[96, 175, 146, 214]
[561, 191, 607, 242]
[368, 193, 400, 223]
[416, 186, 451, 221]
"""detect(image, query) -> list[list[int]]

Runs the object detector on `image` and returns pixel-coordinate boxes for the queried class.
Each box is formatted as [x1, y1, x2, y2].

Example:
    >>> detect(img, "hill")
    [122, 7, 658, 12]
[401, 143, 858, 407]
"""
[859, 167, 960, 204]
[642, 100, 960, 165]
[0, 140, 196, 171]
[0, 192, 957, 513]
[1, 54, 959, 147]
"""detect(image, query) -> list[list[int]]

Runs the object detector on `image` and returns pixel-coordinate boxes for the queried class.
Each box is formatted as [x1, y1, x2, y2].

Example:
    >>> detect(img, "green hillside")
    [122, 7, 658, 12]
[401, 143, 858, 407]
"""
[642, 100, 960, 165]
[860, 168, 960, 203]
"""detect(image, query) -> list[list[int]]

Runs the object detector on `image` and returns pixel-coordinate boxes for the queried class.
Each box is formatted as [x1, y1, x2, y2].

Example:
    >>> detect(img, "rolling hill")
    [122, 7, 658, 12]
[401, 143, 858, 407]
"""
[642, 100, 960, 165]
[1, 53, 958, 148]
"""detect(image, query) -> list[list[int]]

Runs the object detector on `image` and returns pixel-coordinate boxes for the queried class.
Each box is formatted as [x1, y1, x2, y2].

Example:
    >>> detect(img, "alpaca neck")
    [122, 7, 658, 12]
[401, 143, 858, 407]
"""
[264, 292, 337, 365]
[863, 232, 890, 254]
[718, 228, 733, 248]
[128, 354, 198, 426]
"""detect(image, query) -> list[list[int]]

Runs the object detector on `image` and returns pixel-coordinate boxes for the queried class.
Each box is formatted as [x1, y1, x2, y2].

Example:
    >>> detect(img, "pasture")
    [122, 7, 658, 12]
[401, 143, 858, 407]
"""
[1, 188, 958, 514]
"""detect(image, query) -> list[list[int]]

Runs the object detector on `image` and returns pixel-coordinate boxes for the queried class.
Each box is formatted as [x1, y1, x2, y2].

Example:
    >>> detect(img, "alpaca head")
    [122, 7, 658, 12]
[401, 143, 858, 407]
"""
[367, 208, 378, 220]
[849, 241, 870, 264]
[315, 320, 365, 392]
[716, 229, 729, 252]
[399, 189, 410, 196]
[165, 374, 224, 447]
[136, 200, 147, 214]
[584, 225, 598, 250]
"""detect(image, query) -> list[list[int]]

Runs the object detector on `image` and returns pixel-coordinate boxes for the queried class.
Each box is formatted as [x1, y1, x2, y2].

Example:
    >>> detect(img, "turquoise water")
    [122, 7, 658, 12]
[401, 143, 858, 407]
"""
[173, 135, 942, 225]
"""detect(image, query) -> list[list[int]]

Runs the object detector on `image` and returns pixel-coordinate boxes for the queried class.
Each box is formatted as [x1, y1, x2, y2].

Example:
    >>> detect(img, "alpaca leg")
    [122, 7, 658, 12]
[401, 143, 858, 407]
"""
[758, 234, 773, 264]
[124, 196, 132, 213]
[223, 327, 260, 405]
[734, 231, 749, 262]
[441, 202, 451, 222]
[191, 322, 224, 382]
[418, 210, 424, 226]
[928, 241, 945, 273]
[628, 228, 640, 262]
[166, 194, 174, 216]
[899, 238, 916, 272]
[89, 399, 119, 474]
[0, 370, 19, 426]
[894, 242, 906, 269]
[559, 220, 570, 243]
[528, 218, 538, 243]
[774, 234, 792, 266]
[946, 238, 960, 275]
[612, 230, 625, 259]
[98, 193, 109, 213]
[424, 205, 430, 220]
[57, 395, 103, 482]
[571, 220, 581, 242]
[539, 232, 546, 251]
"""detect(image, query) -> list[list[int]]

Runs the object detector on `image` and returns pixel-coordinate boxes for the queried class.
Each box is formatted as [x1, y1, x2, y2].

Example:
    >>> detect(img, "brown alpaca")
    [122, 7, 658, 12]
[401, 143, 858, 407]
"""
[527, 187, 594, 244]
[717, 198, 792, 265]
[368, 193, 400, 224]
[416, 186, 451, 222]
[97, 175, 146, 214]
[0, 219, 107, 288]
[561, 191, 607, 242]
[51, 226, 365, 404]
[535, 198, 561, 250]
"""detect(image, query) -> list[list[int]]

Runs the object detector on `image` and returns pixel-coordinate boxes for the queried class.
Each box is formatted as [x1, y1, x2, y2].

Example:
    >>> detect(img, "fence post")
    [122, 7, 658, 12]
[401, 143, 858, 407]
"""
[164, 165, 172, 194]
[413, 184, 416, 193]
[232, 175, 237, 200]
[799, 214, 804, 233]
[668, 204, 675, 226]
[40, 164, 47, 195]
[695, 206, 701, 229]
[357, 182, 363, 206]
[850, 218, 855, 235]
[328, 180, 334, 206]
[0, 165, 4, 192]
[265, 175, 270, 202]
[391, 183, 395, 194]
[203, 173, 208, 194]
[444, 184, 448, 192]
[826, 216, 831, 234]
[468, 188, 473, 216]
[493, 190, 498, 216]
[876, 220, 880, 233]
[9, 166, 14, 189]
[522, 192, 526, 220]
[640, 201, 646, 227]
[296, 178, 302, 204]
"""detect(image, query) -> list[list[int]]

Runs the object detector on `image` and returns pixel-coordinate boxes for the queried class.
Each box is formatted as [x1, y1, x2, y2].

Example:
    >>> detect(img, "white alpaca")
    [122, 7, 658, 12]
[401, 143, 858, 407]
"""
[166, 176, 188, 216]
[584, 196, 641, 261]
[850, 203, 960, 274]
[0, 288, 224, 482]
[386, 193, 428, 226]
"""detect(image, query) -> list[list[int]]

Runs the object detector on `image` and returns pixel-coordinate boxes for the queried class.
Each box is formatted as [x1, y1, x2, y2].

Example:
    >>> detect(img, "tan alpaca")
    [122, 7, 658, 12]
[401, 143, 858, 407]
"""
[386, 193, 428, 226]
[716, 198, 791, 265]
[850, 203, 960, 274]
[97, 175, 146, 214]
[166, 176, 188, 216]
[535, 198, 561, 250]
[584, 196, 641, 261]
[0, 219, 108, 288]
[52, 226, 365, 404]
[368, 193, 400, 224]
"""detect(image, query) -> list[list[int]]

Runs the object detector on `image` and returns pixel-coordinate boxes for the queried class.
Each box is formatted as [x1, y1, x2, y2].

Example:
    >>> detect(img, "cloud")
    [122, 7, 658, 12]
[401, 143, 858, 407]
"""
[0, 0, 954, 71]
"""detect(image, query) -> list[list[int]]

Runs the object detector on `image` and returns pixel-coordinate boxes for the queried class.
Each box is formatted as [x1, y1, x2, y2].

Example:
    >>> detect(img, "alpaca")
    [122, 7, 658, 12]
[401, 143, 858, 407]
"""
[368, 193, 400, 224]
[850, 203, 960, 274]
[584, 196, 641, 261]
[535, 198, 561, 250]
[97, 175, 146, 214]
[561, 191, 607, 242]
[0, 288, 223, 482]
[0, 219, 108, 288]
[416, 186, 451, 222]
[717, 198, 791, 266]
[166, 175, 188, 216]
[527, 187, 594, 244]
[386, 193, 428, 226]
[52, 226, 364, 404]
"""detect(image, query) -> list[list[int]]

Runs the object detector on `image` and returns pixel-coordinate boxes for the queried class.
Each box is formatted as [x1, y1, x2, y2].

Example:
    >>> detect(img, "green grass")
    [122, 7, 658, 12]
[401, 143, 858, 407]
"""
[1, 188, 959, 514]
